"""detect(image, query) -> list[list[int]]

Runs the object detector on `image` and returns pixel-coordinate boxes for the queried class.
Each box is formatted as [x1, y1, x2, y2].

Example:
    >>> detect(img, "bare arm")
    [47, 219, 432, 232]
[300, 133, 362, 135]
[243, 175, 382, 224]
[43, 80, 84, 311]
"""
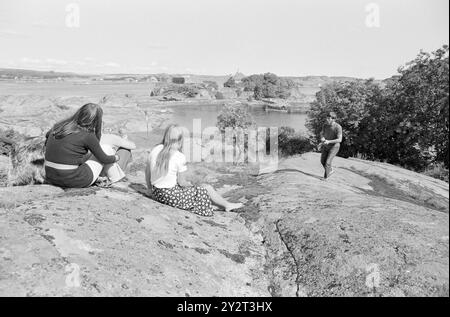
[145, 157, 152, 192]
[176, 153, 191, 187]
[326, 137, 342, 144]
[115, 136, 136, 150]
[101, 133, 136, 150]
[85, 133, 117, 164]
[320, 127, 325, 142]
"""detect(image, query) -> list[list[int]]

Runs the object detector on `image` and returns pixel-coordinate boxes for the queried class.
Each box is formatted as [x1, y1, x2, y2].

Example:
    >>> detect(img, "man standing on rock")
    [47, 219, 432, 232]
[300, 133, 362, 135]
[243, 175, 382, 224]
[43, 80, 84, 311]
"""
[320, 111, 342, 180]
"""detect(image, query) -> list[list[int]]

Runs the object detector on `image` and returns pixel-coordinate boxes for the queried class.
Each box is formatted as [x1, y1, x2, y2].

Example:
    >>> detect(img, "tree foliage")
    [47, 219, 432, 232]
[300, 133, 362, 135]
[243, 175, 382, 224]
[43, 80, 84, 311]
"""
[241, 73, 294, 100]
[307, 79, 383, 160]
[274, 126, 314, 157]
[389, 45, 449, 168]
[216, 104, 255, 132]
[307, 45, 449, 171]
[223, 77, 236, 88]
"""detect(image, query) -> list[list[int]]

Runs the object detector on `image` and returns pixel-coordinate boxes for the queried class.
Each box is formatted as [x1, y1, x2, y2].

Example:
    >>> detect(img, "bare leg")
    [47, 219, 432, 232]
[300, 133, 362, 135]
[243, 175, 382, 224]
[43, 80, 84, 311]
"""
[86, 144, 125, 185]
[99, 144, 126, 183]
[116, 148, 132, 172]
[201, 184, 243, 212]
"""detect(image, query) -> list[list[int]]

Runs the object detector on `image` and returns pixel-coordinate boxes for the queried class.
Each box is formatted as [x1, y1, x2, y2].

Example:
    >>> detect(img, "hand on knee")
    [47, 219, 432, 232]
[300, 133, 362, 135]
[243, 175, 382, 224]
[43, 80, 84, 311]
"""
[100, 143, 116, 155]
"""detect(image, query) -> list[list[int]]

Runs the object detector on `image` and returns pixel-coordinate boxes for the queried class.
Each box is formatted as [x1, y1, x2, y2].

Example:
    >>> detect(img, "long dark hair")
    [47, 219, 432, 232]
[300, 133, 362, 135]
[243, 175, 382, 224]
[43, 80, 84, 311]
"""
[51, 103, 103, 140]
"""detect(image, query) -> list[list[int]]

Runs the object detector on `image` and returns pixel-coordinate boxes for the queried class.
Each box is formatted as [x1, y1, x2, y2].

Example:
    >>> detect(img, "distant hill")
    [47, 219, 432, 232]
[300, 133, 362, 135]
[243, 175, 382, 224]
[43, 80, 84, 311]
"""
[0, 67, 382, 86]
[0, 68, 87, 79]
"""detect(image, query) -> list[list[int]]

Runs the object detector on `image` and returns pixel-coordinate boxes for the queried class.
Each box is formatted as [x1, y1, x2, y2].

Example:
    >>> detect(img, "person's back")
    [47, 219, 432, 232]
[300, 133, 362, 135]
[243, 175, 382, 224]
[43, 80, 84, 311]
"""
[145, 124, 243, 216]
[148, 144, 187, 188]
[45, 130, 99, 165]
[44, 103, 120, 188]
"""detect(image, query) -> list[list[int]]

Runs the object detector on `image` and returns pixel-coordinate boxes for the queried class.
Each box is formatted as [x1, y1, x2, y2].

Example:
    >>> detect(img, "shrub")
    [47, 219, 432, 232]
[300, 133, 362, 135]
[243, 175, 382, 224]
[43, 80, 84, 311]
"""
[423, 163, 449, 183]
[159, 84, 199, 98]
[273, 126, 314, 157]
[0, 128, 22, 156]
[216, 104, 255, 132]
[306, 45, 449, 172]
[307, 79, 383, 160]
[241, 73, 294, 100]
[388, 45, 449, 168]
[178, 85, 199, 98]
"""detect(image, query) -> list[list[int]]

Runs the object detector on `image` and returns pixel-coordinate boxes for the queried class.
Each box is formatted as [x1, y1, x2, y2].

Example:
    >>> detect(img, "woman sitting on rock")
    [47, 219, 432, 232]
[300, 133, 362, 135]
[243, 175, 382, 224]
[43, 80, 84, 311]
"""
[145, 124, 243, 216]
[44, 103, 135, 188]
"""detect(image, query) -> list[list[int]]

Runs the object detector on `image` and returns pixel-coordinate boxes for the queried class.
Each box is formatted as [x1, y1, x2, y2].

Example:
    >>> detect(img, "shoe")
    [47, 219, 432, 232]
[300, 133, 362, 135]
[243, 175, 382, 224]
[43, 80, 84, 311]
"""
[117, 176, 129, 183]
[94, 177, 112, 188]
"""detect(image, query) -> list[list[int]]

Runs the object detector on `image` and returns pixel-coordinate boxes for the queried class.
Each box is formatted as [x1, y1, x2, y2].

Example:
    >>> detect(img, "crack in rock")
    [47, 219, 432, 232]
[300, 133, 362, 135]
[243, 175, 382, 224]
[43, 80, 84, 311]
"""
[274, 219, 302, 297]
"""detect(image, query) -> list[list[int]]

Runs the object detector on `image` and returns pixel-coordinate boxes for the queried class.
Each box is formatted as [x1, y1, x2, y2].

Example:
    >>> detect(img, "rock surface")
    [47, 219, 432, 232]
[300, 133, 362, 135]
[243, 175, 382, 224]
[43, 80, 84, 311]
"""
[225, 153, 449, 297]
[1, 83, 448, 297]
[0, 178, 269, 296]
[0, 152, 448, 297]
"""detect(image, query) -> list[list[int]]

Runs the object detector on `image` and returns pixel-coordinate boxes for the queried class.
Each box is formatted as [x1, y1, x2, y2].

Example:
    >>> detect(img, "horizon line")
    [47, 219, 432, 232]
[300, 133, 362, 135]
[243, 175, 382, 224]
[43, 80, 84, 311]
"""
[0, 66, 391, 81]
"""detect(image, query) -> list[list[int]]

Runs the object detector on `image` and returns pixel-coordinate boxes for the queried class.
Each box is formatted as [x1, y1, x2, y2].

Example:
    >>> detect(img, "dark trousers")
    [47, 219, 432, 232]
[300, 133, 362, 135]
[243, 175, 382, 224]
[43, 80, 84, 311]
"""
[321, 144, 340, 178]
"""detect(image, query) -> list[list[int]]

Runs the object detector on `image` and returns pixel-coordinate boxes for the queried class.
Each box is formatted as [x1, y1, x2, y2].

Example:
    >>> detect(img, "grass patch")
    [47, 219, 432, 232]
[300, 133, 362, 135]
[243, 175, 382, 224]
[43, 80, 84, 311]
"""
[423, 163, 449, 183]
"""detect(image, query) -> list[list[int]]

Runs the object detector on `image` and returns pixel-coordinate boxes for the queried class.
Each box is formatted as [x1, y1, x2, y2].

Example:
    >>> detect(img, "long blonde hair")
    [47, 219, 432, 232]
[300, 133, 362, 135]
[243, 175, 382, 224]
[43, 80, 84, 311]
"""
[153, 124, 184, 180]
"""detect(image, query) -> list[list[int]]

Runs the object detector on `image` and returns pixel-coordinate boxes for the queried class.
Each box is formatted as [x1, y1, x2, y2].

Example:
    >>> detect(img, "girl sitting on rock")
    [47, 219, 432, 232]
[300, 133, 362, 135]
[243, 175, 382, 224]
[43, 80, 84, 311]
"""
[145, 124, 243, 216]
[44, 103, 134, 188]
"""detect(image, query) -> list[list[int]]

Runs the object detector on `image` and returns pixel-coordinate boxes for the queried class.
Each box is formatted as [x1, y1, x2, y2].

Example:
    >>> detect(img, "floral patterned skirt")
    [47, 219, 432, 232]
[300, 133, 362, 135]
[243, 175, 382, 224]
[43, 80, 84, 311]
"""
[152, 185, 213, 217]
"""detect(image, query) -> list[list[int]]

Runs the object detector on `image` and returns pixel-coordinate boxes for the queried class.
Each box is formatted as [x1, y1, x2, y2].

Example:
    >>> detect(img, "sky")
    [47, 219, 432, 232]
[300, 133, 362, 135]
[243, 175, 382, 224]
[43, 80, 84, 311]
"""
[0, 0, 448, 79]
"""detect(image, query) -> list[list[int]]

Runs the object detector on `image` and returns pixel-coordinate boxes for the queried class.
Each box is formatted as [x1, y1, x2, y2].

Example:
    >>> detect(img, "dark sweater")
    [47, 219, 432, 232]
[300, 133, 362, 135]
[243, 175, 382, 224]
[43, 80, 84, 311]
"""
[44, 130, 116, 188]
[45, 130, 116, 165]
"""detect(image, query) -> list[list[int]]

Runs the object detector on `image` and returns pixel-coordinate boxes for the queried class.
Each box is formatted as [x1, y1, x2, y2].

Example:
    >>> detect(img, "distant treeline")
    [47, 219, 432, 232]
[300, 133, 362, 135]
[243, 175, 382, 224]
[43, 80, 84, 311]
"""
[0, 68, 80, 79]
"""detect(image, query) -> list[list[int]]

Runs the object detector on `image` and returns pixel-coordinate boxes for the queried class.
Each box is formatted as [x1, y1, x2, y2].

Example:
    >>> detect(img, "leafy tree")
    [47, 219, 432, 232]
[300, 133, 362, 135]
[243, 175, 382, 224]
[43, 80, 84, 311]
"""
[216, 104, 255, 132]
[271, 126, 314, 157]
[241, 73, 294, 99]
[307, 45, 449, 171]
[388, 45, 449, 168]
[242, 74, 264, 92]
[254, 85, 263, 100]
[174, 85, 199, 98]
[307, 79, 383, 159]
